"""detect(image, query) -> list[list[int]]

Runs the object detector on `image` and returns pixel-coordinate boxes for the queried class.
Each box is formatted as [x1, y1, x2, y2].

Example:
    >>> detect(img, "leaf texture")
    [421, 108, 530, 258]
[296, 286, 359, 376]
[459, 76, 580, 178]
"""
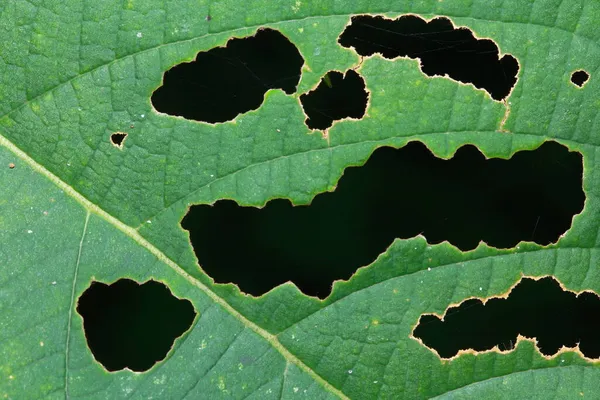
[1, 0, 600, 398]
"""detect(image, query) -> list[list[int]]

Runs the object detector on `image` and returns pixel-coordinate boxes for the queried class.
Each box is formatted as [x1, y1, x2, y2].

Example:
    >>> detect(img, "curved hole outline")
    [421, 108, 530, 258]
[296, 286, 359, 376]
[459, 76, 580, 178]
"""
[570, 69, 590, 88]
[110, 132, 127, 149]
[410, 274, 600, 362]
[337, 13, 521, 105]
[76, 277, 198, 373]
[297, 68, 371, 135]
[179, 139, 584, 300]
[150, 27, 306, 125]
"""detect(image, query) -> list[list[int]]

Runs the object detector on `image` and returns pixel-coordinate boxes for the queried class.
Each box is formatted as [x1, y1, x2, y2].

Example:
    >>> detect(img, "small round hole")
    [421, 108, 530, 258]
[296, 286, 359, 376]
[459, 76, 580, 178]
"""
[570, 70, 589, 87]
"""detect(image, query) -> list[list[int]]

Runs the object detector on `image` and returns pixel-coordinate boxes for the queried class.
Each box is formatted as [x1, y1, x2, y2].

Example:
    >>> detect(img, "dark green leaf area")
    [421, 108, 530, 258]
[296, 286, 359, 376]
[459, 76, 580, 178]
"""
[151, 28, 304, 123]
[182, 141, 583, 298]
[77, 279, 196, 372]
[300, 69, 368, 130]
[338, 14, 519, 100]
[414, 277, 600, 359]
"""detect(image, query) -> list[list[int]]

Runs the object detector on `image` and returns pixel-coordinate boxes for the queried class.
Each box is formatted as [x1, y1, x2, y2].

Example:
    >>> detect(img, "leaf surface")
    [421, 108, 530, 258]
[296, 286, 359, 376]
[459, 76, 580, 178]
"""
[1, 0, 600, 398]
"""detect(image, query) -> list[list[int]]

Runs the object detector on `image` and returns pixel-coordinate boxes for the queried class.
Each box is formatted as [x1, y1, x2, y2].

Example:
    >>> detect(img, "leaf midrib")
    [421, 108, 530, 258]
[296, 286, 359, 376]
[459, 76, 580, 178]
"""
[0, 131, 349, 399]
[3, 10, 596, 398]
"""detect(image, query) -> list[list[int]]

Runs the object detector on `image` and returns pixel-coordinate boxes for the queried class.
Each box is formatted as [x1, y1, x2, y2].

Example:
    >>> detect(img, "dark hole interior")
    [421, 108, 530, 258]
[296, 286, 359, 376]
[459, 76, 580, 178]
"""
[571, 70, 589, 87]
[77, 279, 196, 372]
[413, 277, 600, 358]
[151, 28, 304, 123]
[299, 69, 369, 130]
[110, 132, 127, 147]
[338, 15, 519, 101]
[182, 141, 583, 298]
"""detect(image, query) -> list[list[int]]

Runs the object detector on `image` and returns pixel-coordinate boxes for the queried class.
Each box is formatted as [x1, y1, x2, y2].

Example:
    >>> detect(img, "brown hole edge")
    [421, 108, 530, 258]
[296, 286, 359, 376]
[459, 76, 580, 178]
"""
[411, 275, 600, 361]
[76, 278, 197, 372]
[338, 14, 520, 102]
[110, 132, 127, 149]
[180, 140, 584, 300]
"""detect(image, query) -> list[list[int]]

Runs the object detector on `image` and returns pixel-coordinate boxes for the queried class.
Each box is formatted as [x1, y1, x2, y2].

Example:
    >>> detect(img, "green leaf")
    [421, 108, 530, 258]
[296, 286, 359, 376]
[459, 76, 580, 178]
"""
[1, 0, 599, 398]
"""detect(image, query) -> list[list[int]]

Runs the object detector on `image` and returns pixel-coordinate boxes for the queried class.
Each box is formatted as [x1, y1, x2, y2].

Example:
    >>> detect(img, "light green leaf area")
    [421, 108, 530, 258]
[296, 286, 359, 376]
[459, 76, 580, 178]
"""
[1, 0, 600, 398]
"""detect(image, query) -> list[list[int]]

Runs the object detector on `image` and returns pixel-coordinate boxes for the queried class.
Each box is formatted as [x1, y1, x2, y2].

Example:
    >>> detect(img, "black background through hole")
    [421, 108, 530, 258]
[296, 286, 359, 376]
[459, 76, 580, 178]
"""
[182, 141, 584, 298]
[571, 70, 590, 87]
[300, 70, 369, 130]
[413, 277, 600, 358]
[338, 15, 519, 100]
[77, 279, 196, 372]
[151, 28, 304, 123]
[110, 132, 127, 147]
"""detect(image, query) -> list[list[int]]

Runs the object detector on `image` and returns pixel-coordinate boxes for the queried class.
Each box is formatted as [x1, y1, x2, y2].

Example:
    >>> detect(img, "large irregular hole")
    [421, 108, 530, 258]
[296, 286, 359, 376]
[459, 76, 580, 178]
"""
[182, 141, 583, 298]
[571, 70, 590, 87]
[299, 69, 369, 130]
[413, 277, 600, 359]
[151, 28, 304, 123]
[77, 279, 196, 372]
[338, 15, 519, 101]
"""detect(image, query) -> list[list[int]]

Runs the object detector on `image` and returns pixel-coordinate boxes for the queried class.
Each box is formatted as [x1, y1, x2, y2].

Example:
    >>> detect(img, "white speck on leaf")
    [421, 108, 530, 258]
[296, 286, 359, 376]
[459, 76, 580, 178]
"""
[39, 341, 44, 347]
[479, 287, 483, 291]
[291, 0, 301, 12]
[27, 230, 33, 234]
[51, 281, 57, 285]
[427, 267, 431, 271]
[141, 114, 145, 118]
[348, 370, 353, 374]
[136, 32, 142, 38]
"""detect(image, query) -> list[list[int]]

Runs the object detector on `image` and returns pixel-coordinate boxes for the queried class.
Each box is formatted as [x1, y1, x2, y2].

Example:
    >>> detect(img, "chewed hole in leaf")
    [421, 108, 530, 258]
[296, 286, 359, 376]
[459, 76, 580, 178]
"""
[110, 132, 127, 148]
[151, 28, 304, 123]
[413, 277, 600, 359]
[338, 15, 519, 101]
[181, 141, 583, 299]
[299, 70, 369, 130]
[571, 70, 589, 87]
[76, 279, 196, 372]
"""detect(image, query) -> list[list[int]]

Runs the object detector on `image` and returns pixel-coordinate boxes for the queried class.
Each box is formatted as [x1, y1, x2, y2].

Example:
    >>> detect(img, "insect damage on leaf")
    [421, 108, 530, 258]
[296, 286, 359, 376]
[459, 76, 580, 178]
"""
[181, 141, 583, 298]
[571, 70, 590, 87]
[413, 276, 600, 359]
[299, 69, 369, 131]
[151, 28, 304, 123]
[338, 14, 519, 101]
[110, 132, 127, 149]
[76, 279, 196, 372]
